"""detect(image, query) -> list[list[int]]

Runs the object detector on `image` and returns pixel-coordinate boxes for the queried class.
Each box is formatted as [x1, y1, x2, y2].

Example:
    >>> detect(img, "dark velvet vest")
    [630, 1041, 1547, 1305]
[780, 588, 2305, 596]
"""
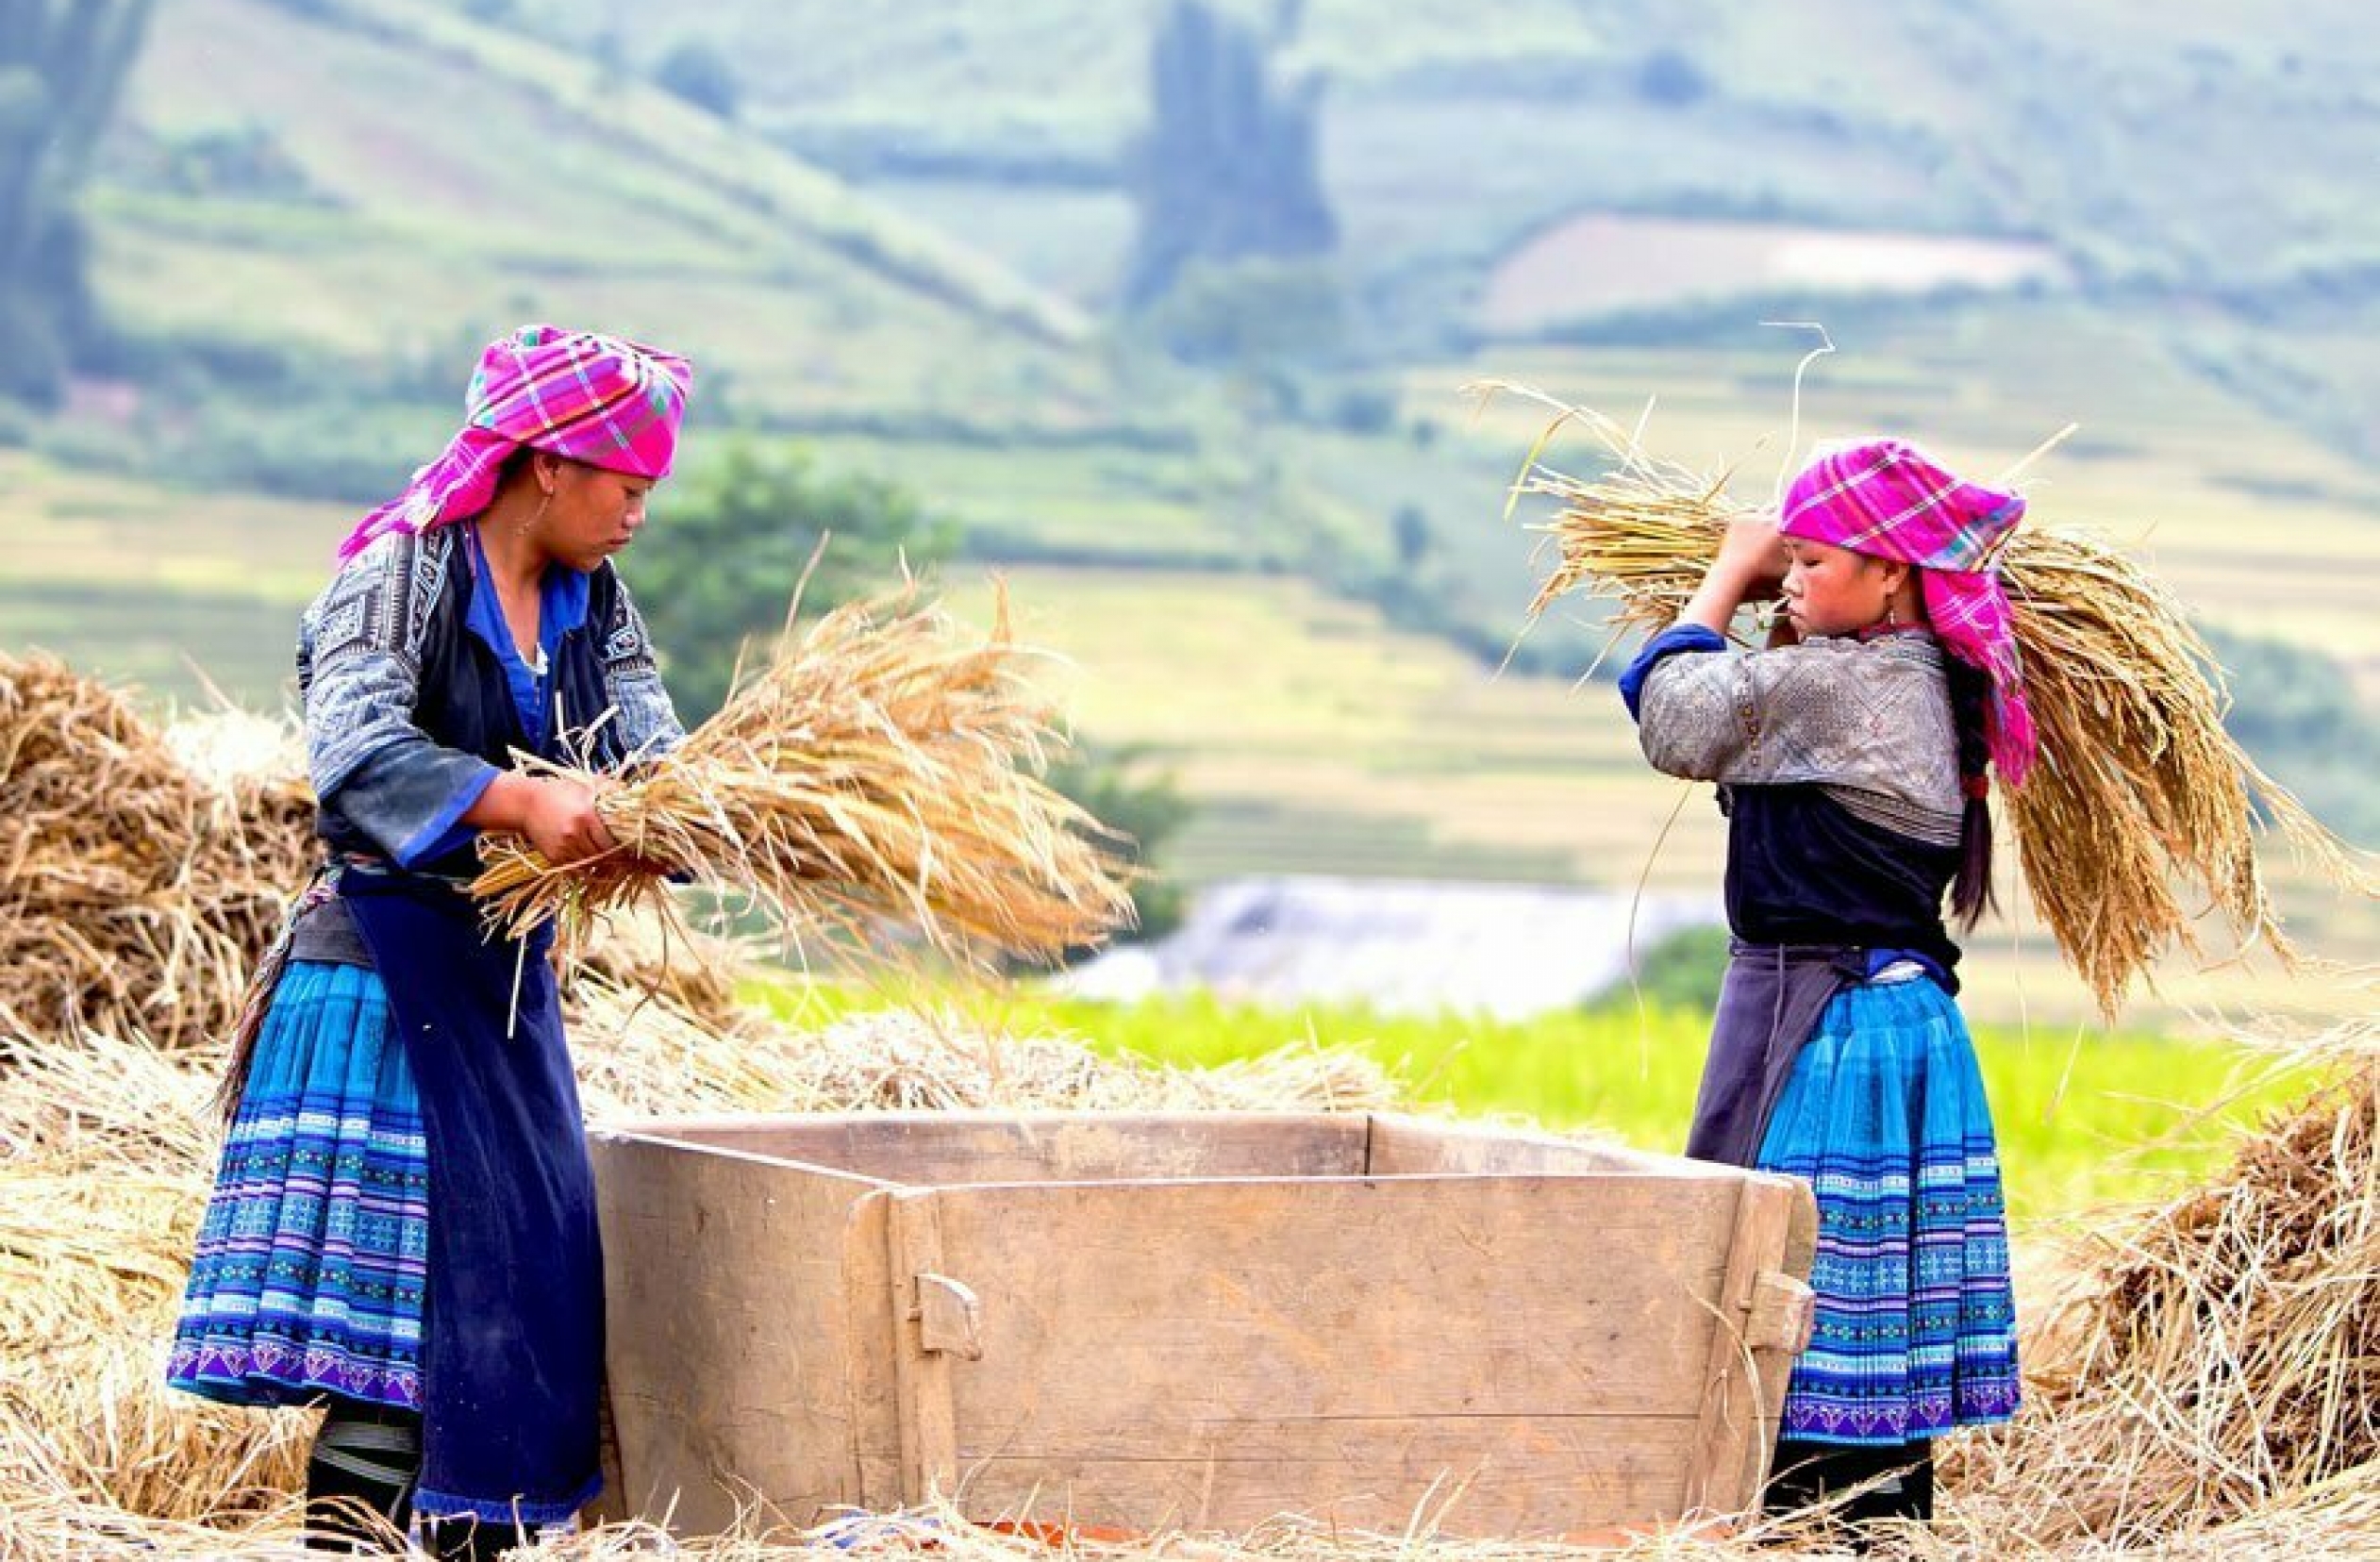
[315, 559, 627, 877]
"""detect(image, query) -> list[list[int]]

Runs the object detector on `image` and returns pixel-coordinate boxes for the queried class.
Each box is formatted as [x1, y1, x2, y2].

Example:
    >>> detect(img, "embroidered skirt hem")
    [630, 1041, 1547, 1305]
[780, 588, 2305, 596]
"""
[412, 1471, 605, 1529]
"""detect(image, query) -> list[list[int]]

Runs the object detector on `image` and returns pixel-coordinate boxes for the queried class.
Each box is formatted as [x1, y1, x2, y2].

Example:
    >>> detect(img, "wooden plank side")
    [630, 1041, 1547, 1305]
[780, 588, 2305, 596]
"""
[954, 1417, 1699, 1537]
[920, 1175, 1740, 1536]
[890, 1192, 962, 1504]
[1679, 1174, 1806, 1520]
[840, 1192, 906, 1508]
[589, 1131, 872, 1534]
[651, 1112, 1366, 1187]
[1751, 1174, 1820, 1487]
[1364, 1114, 1737, 1178]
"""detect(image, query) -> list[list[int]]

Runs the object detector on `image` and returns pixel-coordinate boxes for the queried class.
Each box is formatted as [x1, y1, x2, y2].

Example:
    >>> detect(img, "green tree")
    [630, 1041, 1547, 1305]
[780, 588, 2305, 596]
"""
[1134, 257, 1344, 370]
[1390, 503, 1431, 570]
[1598, 923, 1731, 1014]
[1123, 0, 1336, 310]
[0, 0, 157, 405]
[630, 438, 959, 723]
[653, 37, 738, 121]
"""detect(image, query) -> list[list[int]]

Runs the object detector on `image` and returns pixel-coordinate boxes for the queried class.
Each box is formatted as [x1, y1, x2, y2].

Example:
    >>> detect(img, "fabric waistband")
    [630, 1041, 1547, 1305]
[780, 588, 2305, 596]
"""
[286, 856, 481, 970]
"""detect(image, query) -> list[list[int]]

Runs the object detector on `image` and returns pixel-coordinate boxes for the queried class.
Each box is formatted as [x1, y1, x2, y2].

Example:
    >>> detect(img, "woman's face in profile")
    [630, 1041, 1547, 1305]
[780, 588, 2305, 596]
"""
[536, 458, 655, 571]
[1781, 536, 1897, 638]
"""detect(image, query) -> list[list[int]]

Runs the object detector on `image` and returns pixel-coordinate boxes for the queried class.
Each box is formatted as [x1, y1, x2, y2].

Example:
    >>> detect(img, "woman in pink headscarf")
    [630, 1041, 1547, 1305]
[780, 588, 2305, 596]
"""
[169, 325, 694, 1559]
[1615, 438, 2034, 1534]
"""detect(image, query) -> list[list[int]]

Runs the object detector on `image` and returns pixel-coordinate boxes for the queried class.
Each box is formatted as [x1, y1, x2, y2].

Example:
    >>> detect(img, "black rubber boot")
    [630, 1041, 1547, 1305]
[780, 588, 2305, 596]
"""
[1767, 1437, 1935, 1549]
[302, 1399, 422, 1554]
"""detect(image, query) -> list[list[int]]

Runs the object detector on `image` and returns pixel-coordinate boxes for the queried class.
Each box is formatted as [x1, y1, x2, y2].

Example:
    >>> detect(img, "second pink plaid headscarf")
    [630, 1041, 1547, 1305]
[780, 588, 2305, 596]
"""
[1781, 438, 2038, 785]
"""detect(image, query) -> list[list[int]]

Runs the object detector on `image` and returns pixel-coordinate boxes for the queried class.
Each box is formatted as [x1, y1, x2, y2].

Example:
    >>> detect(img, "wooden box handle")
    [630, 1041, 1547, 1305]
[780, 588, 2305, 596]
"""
[913, 1272, 984, 1360]
[1745, 1271, 1815, 1356]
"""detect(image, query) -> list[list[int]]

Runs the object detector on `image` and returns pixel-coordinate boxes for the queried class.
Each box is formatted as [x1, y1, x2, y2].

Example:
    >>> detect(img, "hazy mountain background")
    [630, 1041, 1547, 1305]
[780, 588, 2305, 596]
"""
[5, 0, 2373, 1024]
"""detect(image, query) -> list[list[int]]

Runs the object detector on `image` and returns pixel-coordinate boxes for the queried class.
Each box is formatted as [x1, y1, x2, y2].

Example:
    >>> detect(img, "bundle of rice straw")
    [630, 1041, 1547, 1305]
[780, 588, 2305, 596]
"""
[472, 584, 1136, 971]
[1477, 384, 2376, 1016]
[0, 655, 316, 1052]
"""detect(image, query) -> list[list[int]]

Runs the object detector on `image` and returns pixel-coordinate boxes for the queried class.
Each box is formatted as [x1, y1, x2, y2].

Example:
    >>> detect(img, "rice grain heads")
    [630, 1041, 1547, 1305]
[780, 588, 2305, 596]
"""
[1480, 383, 2375, 1016]
[473, 586, 1138, 972]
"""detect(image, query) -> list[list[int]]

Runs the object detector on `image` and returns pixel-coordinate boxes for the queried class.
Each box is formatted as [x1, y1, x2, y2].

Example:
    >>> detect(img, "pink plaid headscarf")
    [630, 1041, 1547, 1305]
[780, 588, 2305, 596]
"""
[338, 324, 694, 560]
[1781, 438, 2038, 785]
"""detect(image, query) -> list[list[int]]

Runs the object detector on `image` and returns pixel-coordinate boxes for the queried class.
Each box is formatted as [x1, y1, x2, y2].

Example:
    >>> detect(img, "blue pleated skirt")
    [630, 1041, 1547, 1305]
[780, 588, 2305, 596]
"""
[1754, 974, 2021, 1444]
[168, 960, 429, 1411]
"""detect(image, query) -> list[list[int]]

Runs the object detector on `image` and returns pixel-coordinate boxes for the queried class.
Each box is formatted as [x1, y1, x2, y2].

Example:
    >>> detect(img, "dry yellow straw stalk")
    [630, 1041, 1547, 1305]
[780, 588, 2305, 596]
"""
[1476, 382, 2374, 1016]
[470, 585, 1137, 969]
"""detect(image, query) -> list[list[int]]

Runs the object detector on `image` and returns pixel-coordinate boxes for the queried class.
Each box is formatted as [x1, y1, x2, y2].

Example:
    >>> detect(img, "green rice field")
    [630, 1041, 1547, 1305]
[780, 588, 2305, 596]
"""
[761, 982, 2326, 1225]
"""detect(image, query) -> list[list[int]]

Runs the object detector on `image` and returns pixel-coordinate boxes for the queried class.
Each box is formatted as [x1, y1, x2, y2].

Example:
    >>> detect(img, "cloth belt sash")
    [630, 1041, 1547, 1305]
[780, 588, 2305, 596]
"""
[1685, 941, 1869, 1168]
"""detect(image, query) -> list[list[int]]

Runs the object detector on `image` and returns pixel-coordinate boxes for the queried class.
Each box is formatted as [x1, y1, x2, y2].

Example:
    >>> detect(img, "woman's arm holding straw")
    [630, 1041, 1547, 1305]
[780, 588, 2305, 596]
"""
[464, 771, 619, 866]
[1675, 516, 1788, 635]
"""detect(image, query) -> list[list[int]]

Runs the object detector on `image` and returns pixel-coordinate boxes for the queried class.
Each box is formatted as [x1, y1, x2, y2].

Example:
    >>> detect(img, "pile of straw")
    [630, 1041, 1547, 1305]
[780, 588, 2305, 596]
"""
[570, 989, 1401, 1121]
[473, 587, 1137, 972]
[0, 1029, 313, 1537]
[1953, 1023, 2380, 1549]
[1480, 385, 2374, 1015]
[0, 655, 316, 1052]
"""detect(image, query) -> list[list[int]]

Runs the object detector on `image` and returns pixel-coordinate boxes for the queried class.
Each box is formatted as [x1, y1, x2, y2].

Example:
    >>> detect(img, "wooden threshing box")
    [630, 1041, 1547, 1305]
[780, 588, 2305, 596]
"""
[590, 1112, 1816, 1539]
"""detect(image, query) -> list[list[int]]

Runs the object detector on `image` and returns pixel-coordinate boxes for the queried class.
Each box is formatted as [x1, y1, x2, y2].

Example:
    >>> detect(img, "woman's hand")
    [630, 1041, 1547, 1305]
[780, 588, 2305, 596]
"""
[1673, 515, 1790, 636]
[1715, 515, 1789, 600]
[521, 777, 618, 864]
[471, 773, 620, 864]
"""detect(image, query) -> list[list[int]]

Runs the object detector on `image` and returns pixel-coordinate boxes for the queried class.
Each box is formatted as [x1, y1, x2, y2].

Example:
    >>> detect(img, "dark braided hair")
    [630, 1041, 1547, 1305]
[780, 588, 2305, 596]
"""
[1942, 655, 1998, 928]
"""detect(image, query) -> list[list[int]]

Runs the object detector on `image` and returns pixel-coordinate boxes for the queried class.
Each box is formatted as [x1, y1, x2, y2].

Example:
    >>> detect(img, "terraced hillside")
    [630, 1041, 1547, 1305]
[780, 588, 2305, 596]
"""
[101, 0, 1093, 423]
[6, 0, 2372, 1033]
[469, 3, 2380, 307]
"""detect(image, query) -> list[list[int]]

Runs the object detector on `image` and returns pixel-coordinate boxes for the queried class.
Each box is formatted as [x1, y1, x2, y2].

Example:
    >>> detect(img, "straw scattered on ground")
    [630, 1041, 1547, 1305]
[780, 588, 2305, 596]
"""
[570, 988, 1401, 1121]
[1474, 382, 2376, 1016]
[473, 586, 1138, 972]
[7, 647, 2380, 1557]
[0, 989, 1398, 1554]
[10, 1004, 2376, 1559]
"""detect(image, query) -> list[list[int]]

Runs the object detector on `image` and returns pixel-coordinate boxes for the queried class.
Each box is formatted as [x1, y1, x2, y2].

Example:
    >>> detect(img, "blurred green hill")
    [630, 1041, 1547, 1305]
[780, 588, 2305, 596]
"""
[3, 0, 2372, 1026]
